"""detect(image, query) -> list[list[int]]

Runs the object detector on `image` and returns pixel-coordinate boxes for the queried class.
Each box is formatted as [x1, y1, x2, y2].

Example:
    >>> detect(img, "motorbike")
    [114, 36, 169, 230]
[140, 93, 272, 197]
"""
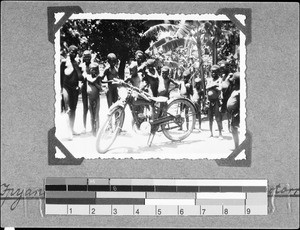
[95, 78, 196, 153]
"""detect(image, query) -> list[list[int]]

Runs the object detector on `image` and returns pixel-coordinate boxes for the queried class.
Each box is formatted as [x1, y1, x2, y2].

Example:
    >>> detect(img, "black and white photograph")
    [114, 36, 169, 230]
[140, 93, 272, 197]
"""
[1, 2, 299, 229]
[55, 13, 246, 160]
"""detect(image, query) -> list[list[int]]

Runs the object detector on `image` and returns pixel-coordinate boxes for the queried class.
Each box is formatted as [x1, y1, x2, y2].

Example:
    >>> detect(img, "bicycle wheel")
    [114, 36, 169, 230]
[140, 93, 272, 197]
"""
[95, 106, 125, 153]
[161, 98, 196, 141]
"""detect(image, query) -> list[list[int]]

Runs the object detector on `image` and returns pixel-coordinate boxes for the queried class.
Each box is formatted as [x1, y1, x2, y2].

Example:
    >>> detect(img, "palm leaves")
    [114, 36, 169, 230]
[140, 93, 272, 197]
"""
[143, 24, 178, 37]
[175, 21, 194, 38]
[143, 21, 198, 56]
[161, 37, 196, 53]
[164, 60, 180, 68]
[143, 19, 238, 69]
[147, 36, 173, 51]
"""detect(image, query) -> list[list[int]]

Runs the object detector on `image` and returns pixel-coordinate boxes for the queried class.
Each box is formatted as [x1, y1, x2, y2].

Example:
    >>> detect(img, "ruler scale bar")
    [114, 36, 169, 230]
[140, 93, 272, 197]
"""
[88, 185, 110, 191]
[45, 185, 267, 192]
[196, 192, 246, 199]
[45, 185, 267, 193]
[96, 192, 146, 198]
[96, 198, 145, 205]
[45, 178, 268, 216]
[46, 178, 268, 186]
[132, 186, 155, 192]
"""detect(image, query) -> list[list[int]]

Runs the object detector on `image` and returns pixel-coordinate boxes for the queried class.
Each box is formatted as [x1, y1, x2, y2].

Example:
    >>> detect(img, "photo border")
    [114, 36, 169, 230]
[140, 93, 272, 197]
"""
[47, 6, 252, 166]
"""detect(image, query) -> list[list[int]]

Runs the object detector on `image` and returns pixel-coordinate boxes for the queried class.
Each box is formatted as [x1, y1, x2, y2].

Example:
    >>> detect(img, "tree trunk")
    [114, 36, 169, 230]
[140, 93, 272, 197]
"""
[118, 47, 128, 80]
[196, 33, 206, 96]
[196, 32, 207, 111]
[212, 39, 217, 65]
[118, 58, 126, 80]
[212, 21, 219, 65]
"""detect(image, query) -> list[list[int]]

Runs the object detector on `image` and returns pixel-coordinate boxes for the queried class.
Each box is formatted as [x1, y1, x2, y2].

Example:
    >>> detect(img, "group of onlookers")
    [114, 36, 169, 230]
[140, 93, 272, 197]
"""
[60, 46, 240, 149]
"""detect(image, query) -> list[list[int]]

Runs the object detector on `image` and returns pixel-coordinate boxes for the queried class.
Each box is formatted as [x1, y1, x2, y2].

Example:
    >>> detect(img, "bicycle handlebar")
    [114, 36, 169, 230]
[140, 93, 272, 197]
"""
[110, 78, 152, 99]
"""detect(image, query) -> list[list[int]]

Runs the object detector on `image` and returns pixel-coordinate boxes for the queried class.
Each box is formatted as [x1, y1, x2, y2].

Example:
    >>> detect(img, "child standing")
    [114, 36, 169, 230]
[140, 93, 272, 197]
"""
[102, 53, 119, 108]
[206, 64, 223, 139]
[86, 62, 102, 136]
[179, 70, 193, 99]
[157, 66, 179, 98]
[192, 75, 204, 131]
[178, 70, 193, 131]
[79, 50, 92, 134]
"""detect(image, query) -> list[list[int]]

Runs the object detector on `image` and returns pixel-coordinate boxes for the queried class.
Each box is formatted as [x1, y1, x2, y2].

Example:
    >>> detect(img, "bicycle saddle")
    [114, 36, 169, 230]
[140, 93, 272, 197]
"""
[150, 96, 168, 103]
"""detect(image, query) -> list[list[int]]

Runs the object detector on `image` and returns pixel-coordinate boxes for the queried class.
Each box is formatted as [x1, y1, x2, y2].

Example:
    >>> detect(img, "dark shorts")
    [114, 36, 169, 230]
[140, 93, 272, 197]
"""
[221, 99, 228, 113]
[62, 86, 79, 112]
[193, 98, 202, 113]
[208, 100, 222, 122]
[106, 86, 119, 107]
[231, 112, 240, 128]
[150, 81, 159, 97]
[81, 80, 88, 109]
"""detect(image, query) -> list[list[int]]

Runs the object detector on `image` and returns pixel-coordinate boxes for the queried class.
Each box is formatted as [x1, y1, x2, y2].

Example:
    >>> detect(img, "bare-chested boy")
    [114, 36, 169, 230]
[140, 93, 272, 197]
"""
[79, 50, 92, 134]
[125, 62, 141, 88]
[157, 66, 179, 98]
[206, 64, 223, 139]
[86, 63, 102, 136]
[102, 53, 119, 108]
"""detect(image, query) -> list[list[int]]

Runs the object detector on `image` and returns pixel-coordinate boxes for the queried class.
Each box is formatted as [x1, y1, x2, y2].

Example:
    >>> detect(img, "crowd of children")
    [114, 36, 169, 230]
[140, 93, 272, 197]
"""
[60, 46, 240, 149]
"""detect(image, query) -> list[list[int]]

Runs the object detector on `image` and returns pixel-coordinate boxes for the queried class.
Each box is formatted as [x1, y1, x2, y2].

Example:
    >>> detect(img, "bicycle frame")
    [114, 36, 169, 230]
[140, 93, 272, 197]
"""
[121, 90, 195, 134]
[96, 79, 198, 154]
[109, 78, 196, 146]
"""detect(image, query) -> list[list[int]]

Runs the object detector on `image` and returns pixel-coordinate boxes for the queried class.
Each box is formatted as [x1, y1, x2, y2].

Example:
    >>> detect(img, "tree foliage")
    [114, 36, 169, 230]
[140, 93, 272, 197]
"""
[143, 20, 240, 71]
[142, 19, 240, 103]
[60, 19, 152, 79]
[60, 19, 239, 80]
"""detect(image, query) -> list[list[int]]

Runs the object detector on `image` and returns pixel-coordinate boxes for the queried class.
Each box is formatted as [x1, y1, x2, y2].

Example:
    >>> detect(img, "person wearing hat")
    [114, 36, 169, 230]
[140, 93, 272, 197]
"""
[86, 62, 102, 136]
[157, 66, 179, 98]
[227, 72, 240, 149]
[61, 45, 83, 140]
[206, 64, 223, 139]
[101, 53, 119, 108]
